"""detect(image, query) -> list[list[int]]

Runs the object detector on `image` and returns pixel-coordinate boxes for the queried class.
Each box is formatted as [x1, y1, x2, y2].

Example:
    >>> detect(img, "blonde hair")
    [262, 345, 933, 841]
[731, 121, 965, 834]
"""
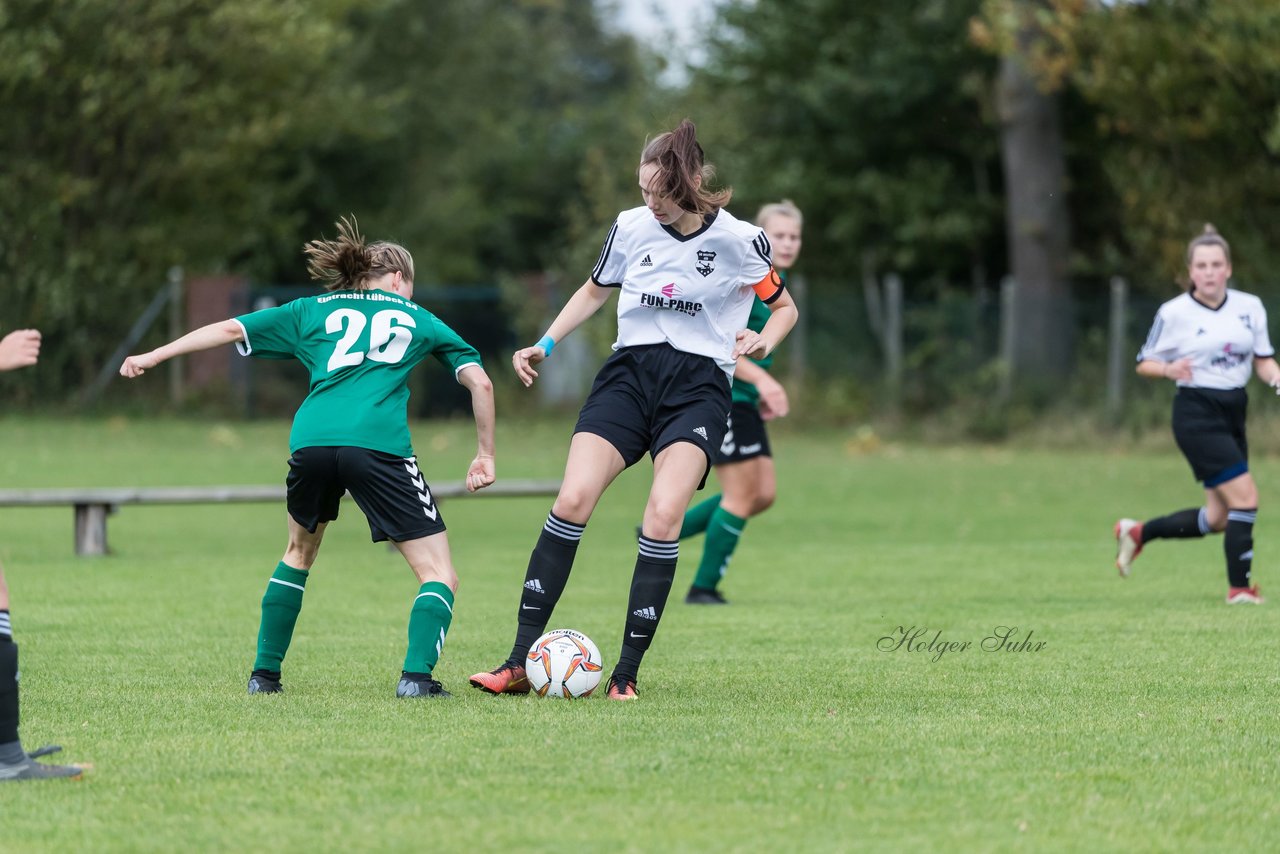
[1185, 223, 1231, 266]
[303, 216, 415, 292]
[756, 199, 804, 229]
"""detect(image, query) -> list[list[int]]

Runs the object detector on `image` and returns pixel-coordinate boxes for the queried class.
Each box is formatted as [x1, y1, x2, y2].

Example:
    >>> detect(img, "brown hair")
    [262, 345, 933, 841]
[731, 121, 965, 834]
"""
[303, 216, 415, 292]
[1185, 223, 1231, 267]
[639, 119, 732, 217]
[756, 199, 804, 229]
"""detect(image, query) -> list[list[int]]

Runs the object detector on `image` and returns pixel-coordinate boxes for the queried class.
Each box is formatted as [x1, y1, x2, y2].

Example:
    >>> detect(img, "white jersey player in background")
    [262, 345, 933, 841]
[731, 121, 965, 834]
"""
[1116, 225, 1280, 604]
[471, 118, 797, 699]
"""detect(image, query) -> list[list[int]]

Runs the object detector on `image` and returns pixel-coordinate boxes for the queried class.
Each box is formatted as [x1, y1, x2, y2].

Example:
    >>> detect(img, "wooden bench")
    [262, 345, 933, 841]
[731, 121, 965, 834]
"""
[0, 479, 561, 557]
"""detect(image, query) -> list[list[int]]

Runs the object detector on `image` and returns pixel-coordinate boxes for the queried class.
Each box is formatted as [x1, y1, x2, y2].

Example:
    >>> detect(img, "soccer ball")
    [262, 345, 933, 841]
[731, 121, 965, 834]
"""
[525, 629, 604, 698]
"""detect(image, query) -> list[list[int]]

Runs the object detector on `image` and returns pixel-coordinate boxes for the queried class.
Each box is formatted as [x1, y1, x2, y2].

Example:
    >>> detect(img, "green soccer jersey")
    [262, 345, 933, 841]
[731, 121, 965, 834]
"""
[235, 289, 482, 457]
[730, 275, 781, 407]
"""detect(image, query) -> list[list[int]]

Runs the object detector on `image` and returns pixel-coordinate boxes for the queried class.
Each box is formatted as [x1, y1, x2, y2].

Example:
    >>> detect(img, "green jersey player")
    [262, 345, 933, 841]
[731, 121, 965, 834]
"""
[121, 217, 496, 698]
[679, 201, 802, 604]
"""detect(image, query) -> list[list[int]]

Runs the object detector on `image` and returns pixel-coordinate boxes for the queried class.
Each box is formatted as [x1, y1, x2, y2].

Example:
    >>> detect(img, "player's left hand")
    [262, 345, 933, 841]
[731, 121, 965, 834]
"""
[733, 329, 770, 360]
[466, 455, 495, 493]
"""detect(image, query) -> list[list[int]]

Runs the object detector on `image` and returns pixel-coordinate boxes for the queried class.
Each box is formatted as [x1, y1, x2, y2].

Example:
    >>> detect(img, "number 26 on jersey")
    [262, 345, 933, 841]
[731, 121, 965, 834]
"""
[326, 309, 416, 372]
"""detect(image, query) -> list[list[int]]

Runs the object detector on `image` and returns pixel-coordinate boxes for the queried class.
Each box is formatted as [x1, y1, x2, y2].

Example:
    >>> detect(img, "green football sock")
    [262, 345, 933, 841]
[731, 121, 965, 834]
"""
[692, 507, 747, 590]
[680, 494, 722, 539]
[253, 562, 309, 673]
[404, 582, 454, 675]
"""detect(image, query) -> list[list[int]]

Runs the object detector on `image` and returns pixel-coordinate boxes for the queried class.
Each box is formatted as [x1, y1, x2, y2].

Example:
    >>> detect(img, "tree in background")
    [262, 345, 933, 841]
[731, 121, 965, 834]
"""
[287, 0, 658, 285]
[5, 0, 1276, 416]
[982, 0, 1075, 388]
[0, 0, 372, 401]
[694, 0, 1003, 289]
[0, 0, 660, 404]
[703, 0, 1280, 406]
[688, 0, 1008, 413]
[1070, 0, 1280, 287]
[977, 0, 1280, 289]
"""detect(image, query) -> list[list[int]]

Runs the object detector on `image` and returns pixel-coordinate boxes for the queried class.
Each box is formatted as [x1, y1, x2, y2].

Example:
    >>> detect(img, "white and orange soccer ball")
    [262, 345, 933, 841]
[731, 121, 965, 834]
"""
[525, 629, 604, 698]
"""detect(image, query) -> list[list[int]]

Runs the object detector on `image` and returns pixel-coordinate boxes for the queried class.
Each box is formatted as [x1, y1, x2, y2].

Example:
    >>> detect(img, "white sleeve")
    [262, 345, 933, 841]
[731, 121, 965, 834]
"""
[590, 220, 627, 288]
[1136, 305, 1179, 362]
[1254, 302, 1275, 358]
[739, 227, 773, 287]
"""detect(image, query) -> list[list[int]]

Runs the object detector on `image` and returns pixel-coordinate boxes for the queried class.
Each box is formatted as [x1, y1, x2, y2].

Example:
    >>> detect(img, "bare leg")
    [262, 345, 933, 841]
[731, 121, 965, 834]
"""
[641, 442, 711, 539]
[552, 432, 629, 524]
[716, 455, 777, 519]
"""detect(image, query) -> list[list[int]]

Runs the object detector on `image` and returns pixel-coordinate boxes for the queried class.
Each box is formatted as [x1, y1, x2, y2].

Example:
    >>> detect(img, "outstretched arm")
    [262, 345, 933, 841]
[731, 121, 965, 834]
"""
[512, 279, 613, 387]
[458, 364, 496, 492]
[119, 320, 244, 378]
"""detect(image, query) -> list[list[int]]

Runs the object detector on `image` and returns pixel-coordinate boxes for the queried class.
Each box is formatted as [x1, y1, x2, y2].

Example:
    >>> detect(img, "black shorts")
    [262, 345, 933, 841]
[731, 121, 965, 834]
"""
[713, 401, 772, 465]
[286, 446, 446, 543]
[574, 344, 731, 487]
[1171, 387, 1249, 486]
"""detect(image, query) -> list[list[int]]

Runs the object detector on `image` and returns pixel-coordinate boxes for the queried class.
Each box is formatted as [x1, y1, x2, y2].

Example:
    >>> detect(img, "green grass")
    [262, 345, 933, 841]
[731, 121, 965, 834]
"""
[1, 415, 1278, 851]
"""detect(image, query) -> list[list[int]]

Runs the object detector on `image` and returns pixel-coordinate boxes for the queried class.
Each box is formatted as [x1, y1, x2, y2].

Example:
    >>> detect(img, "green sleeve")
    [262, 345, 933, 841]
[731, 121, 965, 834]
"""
[428, 316, 483, 379]
[235, 302, 302, 361]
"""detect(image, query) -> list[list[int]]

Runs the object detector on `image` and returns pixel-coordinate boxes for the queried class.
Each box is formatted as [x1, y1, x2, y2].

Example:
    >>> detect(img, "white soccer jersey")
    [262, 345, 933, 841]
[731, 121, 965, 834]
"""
[1137, 289, 1275, 390]
[591, 206, 781, 376]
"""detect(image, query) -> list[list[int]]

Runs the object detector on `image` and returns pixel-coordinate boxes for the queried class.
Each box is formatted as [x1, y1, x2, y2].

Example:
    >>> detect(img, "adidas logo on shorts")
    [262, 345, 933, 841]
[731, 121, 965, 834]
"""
[640, 254, 653, 267]
[524, 579, 546, 593]
[632, 606, 657, 620]
[693, 426, 708, 440]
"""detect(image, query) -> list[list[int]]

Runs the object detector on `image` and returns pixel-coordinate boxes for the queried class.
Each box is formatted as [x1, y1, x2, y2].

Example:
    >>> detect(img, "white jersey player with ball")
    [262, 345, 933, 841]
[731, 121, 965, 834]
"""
[471, 119, 797, 700]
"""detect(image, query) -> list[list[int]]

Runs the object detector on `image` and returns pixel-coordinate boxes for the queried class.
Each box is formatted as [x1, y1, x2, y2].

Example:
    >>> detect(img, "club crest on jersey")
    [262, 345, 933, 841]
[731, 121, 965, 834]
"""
[641, 283, 703, 317]
[1240, 314, 1253, 329]
[695, 249, 716, 278]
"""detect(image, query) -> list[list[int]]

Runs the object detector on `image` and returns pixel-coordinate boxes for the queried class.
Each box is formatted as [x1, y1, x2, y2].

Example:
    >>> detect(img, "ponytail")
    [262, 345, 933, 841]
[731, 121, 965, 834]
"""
[303, 216, 415, 292]
[639, 119, 732, 217]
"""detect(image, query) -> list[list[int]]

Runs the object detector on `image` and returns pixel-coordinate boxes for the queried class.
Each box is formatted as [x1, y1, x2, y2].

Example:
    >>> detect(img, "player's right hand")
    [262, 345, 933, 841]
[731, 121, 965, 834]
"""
[511, 346, 547, 388]
[466, 455, 496, 493]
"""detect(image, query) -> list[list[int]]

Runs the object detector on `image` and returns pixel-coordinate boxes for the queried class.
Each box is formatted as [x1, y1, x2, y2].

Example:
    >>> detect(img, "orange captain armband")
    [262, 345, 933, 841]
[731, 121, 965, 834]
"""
[751, 266, 785, 303]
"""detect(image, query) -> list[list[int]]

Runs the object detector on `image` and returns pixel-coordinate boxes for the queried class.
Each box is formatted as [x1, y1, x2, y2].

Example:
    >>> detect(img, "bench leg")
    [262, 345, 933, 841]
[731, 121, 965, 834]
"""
[74, 504, 110, 556]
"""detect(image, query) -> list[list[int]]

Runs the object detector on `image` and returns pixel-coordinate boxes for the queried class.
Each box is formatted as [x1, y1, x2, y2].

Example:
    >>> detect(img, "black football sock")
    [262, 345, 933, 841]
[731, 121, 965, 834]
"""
[1142, 508, 1210, 542]
[0, 639, 19, 747]
[1225, 508, 1256, 589]
[507, 512, 584, 666]
[612, 536, 679, 683]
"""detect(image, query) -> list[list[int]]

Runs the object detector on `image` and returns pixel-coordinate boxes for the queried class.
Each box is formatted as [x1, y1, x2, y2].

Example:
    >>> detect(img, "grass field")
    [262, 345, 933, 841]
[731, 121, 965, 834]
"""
[1, 414, 1278, 851]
